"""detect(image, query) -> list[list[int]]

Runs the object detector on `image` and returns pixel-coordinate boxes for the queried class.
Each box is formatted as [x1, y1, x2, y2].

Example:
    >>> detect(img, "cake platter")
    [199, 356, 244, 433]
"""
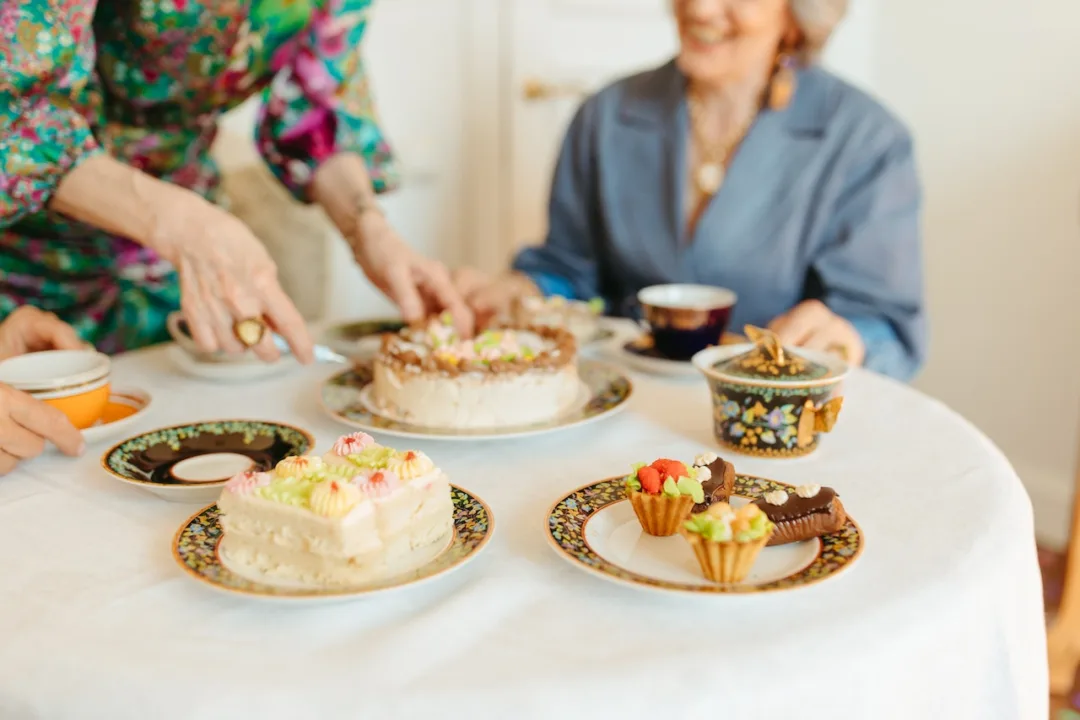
[546, 474, 863, 595]
[173, 485, 493, 602]
[320, 359, 633, 441]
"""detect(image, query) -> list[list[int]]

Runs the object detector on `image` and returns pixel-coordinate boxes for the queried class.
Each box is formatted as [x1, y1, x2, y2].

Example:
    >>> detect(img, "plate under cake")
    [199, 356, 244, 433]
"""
[371, 315, 582, 429]
[216, 432, 454, 588]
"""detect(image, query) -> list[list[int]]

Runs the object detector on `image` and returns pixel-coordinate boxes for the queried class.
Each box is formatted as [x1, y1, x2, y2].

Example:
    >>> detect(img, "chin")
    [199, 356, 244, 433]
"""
[675, 49, 729, 87]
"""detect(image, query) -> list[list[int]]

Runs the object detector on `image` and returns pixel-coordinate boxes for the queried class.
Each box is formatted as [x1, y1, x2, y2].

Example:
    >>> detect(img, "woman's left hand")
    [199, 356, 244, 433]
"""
[0, 306, 89, 361]
[767, 300, 865, 366]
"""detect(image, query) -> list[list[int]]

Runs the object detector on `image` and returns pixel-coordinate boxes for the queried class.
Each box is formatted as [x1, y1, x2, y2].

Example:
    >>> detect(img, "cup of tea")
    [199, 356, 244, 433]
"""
[0, 349, 111, 429]
[637, 284, 737, 361]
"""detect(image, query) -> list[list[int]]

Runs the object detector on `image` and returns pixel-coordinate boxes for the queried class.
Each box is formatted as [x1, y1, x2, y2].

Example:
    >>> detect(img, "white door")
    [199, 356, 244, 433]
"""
[503, 0, 877, 272]
[504, 0, 679, 270]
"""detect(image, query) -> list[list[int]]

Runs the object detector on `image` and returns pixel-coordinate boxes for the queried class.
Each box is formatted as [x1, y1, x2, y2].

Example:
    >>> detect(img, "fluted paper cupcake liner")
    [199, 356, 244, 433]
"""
[627, 491, 696, 537]
[681, 529, 773, 584]
[767, 499, 847, 546]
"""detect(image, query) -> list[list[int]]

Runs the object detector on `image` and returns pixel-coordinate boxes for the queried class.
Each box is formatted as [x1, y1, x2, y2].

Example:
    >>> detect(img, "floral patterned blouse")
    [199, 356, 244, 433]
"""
[0, 0, 398, 353]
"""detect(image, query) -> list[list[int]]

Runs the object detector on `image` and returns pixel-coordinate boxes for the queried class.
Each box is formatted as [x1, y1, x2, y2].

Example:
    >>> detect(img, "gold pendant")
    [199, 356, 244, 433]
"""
[696, 163, 724, 195]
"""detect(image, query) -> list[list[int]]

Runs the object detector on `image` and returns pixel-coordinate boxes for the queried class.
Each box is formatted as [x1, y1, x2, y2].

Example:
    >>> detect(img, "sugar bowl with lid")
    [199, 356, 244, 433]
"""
[691, 326, 848, 458]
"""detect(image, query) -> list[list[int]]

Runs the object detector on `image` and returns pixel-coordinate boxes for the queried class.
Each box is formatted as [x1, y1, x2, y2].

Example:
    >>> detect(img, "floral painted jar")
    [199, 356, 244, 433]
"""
[691, 326, 848, 458]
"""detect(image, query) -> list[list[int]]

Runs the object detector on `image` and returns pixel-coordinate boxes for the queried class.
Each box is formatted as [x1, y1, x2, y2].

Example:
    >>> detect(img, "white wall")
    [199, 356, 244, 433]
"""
[869, 0, 1080, 545]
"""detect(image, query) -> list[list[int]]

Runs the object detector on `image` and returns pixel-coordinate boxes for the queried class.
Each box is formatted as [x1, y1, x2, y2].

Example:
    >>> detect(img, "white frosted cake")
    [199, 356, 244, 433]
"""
[511, 295, 603, 343]
[217, 432, 454, 587]
[371, 315, 581, 429]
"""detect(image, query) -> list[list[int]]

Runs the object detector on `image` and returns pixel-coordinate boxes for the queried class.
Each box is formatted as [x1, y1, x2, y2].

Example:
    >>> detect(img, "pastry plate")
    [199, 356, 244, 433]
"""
[320, 359, 632, 441]
[173, 485, 493, 601]
[101, 420, 314, 503]
[547, 475, 863, 595]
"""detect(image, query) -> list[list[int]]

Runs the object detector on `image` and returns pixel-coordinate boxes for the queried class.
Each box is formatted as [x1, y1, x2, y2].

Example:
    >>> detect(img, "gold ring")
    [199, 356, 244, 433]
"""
[826, 342, 849, 362]
[232, 317, 267, 348]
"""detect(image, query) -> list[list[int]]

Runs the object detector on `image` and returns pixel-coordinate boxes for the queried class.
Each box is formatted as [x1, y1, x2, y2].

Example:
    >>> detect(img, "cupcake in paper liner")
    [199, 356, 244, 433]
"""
[624, 459, 706, 536]
[681, 503, 775, 584]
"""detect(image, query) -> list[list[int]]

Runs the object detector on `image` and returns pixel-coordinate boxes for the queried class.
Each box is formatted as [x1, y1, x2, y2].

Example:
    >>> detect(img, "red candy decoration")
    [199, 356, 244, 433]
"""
[637, 465, 662, 494]
[650, 459, 688, 480]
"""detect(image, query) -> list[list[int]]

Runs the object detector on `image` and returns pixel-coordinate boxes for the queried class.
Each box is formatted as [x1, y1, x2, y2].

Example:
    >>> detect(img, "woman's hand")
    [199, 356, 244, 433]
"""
[451, 268, 541, 331]
[148, 194, 314, 364]
[0, 384, 85, 474]
[767, 300, 865, 366]
[0, 306, 89, 361]
[350, 210, 473, 336]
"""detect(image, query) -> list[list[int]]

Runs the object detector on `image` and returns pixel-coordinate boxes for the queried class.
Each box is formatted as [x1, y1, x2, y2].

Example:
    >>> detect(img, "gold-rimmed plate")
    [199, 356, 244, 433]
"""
[173, 486, 493, 602]
[547, 474, 863, 595]
[101, 420, 315, 503]
[320, 359, 632, 441]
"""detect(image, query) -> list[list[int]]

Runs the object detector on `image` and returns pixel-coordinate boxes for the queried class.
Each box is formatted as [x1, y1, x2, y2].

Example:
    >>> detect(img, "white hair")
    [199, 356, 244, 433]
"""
[790, 0, 849, 61]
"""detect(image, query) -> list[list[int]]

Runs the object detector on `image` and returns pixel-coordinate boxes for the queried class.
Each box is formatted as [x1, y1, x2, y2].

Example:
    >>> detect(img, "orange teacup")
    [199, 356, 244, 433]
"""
[0, 349, 111, 430]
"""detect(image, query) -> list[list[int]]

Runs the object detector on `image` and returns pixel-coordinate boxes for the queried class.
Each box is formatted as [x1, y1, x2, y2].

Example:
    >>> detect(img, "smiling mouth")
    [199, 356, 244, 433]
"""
[686, 26, 730, 45]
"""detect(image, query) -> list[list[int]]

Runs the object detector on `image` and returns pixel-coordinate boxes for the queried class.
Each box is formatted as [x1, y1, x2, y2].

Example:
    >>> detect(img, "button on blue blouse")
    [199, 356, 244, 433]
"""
[512, 61, 927, 381]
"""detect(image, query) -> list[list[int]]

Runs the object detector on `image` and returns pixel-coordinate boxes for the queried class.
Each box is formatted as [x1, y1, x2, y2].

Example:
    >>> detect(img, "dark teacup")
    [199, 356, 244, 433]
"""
[637, 284, 737, 361]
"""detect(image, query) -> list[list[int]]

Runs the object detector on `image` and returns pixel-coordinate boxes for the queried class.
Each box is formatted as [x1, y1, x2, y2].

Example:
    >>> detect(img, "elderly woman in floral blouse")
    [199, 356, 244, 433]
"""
[0, 0, 470, 361]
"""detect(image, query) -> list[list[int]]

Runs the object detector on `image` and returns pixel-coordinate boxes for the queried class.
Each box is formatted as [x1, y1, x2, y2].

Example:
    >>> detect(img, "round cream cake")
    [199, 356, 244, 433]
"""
[511, 295, 603, 343]
[371, 317, 581, 429]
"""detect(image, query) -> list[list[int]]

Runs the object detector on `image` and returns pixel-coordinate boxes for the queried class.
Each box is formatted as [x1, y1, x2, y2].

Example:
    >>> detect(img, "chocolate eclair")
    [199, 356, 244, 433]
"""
[751, 484, 846, 546]
[690, 452, 736, 514]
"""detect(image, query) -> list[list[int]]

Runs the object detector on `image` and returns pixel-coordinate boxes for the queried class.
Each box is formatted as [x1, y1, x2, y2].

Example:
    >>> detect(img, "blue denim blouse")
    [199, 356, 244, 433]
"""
[512, 61, 927, 381]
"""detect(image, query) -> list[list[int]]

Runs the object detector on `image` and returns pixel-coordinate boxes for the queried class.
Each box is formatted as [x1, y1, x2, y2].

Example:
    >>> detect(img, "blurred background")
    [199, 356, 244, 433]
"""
[213, 0, 1080, 548]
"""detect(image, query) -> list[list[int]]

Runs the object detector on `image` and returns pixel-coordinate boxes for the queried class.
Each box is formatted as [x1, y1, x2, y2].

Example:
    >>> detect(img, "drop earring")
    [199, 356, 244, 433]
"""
[768, 52, 797, 111]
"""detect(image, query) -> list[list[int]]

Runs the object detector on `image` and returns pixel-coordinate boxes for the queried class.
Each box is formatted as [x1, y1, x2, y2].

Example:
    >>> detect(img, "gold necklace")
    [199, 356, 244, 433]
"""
[687, 91, 754, 197]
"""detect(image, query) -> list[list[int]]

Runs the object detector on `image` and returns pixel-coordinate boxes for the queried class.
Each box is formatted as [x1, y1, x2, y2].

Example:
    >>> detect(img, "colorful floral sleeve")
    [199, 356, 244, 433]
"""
[0, 0, 104, 228]
[256, 0, 399, 202]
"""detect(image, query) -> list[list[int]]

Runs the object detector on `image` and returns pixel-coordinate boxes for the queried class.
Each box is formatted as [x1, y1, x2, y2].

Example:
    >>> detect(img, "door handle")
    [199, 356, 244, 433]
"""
[522, 78, 590, 101]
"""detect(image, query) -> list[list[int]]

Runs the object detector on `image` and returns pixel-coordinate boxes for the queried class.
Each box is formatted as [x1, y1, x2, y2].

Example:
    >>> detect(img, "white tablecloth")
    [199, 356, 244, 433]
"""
[0, 342, 1048, 720]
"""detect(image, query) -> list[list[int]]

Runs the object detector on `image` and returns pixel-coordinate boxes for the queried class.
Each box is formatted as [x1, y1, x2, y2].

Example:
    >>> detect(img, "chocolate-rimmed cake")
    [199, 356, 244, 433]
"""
[690, 452, 736, 514]
[750, 483, 846, 546]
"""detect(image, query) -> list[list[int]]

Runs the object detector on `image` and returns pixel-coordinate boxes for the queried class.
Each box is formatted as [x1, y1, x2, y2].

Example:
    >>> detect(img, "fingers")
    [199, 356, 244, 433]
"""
[220, 271, 282, 364]
[178, 258, 221, 355]
[7, 389, 84, 457]
[417, 262, 474, 337]
[258, 280, 314, 365]
[0, 417, 45, 459]
[767, 299, 830, 346]
[384, 263, 427, 326]
[21, 308, 86, 352]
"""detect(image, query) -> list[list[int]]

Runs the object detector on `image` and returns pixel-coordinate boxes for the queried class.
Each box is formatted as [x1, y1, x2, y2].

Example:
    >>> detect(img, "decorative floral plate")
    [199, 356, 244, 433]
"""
[547, 475, 863, 595]
[173, 486, 493, 601]
[101, 420, 314, 503]
[320, 359, 633, 441]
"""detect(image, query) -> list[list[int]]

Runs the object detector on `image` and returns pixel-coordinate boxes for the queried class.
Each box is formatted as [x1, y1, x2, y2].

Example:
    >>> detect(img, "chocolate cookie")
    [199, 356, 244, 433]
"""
[691, 453, 736, 514]
[751, 484, 846, 546]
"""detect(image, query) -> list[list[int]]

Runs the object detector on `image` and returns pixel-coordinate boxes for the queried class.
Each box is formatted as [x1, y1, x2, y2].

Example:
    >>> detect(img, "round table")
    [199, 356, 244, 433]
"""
[0, 342, 1048, 719]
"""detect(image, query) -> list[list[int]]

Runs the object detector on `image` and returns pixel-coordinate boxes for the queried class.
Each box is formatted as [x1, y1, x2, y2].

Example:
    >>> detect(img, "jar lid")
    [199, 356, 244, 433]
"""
[713, 326, 834, 382]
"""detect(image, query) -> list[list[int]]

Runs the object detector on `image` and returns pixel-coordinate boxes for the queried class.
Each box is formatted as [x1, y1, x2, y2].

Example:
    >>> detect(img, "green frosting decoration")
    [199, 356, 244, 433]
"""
[734, 511, 772, 542]
[623, 462, 646, 492]
[683, 513, 733, 542]
[661, 477, 680, 497]
[254, 475, 319, 509]
[347, 446, 398, 470]
[319, 464, 360, 480]
[586, 297, 605, 314]
[678, 475, 705, 503]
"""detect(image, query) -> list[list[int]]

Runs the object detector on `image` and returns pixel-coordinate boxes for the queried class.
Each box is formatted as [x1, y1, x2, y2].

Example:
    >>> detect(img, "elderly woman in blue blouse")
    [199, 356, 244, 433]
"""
[454, 0, 926, 379]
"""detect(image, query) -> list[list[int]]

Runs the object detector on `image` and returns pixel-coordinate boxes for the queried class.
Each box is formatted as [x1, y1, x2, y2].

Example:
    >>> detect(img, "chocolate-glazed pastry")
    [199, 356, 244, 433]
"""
[691, 452, 736, 513]
[751, 484, 846, 546]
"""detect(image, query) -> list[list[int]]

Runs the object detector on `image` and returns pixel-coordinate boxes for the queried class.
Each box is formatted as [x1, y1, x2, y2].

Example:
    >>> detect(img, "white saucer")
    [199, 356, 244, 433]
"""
[606, 337, 702, 379]
[166, 344, 297, 383]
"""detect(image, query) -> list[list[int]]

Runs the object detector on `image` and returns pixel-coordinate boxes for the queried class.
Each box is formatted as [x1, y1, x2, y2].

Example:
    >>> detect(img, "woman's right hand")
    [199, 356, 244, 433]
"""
[451, 269, 542, 330]
[148, 195, 314, 364]
[0, 384, 85, 475]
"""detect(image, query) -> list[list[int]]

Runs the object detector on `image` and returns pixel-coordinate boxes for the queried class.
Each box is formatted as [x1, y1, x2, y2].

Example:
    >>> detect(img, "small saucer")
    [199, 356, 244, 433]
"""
[166, 345, 297, 383]
[322, 318, 407, 359]
[101, 420, 314, 503]
[81, 388, 152, 445]
[614, 332, 745, 379]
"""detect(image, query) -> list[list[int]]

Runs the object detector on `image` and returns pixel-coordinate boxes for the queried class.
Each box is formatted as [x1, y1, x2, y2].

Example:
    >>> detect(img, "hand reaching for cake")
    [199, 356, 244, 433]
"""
[451, 268, 541, 331]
